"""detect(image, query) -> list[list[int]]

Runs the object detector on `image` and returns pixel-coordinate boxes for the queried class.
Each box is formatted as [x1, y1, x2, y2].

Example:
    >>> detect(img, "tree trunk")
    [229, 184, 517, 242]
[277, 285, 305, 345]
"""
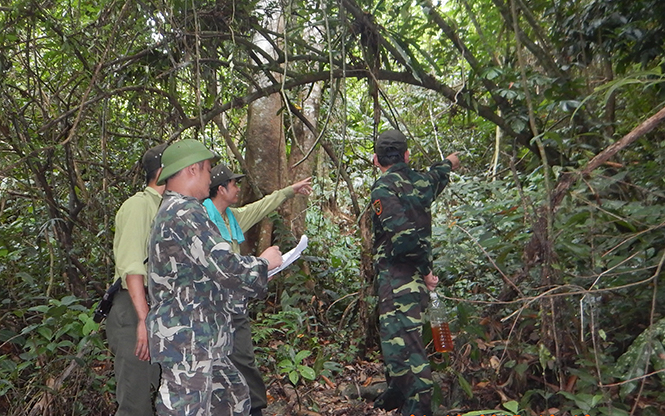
[286, 82, 320, 237]
[285, 23, 323, 237]
[243, 94, 287, 254]
[241, 5, 286, 255]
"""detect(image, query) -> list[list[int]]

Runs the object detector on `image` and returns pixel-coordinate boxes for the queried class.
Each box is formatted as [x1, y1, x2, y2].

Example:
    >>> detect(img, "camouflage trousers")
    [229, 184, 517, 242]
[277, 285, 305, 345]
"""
[155, 356, 250, 416]
[377, 269, 433, 416]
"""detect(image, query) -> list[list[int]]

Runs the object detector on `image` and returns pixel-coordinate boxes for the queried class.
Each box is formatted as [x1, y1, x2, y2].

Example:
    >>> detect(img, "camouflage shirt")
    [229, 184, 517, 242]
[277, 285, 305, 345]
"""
[370, 160, 452, 280]
[203, 186, 295, 316]
[147, 190, 269, 365]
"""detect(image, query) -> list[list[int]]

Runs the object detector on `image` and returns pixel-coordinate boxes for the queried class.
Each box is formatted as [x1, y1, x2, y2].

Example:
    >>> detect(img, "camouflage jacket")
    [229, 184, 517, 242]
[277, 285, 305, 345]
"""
[147, 190, 269, 364]
[203, 186, 294, 316]
[370, 160, 452, 281]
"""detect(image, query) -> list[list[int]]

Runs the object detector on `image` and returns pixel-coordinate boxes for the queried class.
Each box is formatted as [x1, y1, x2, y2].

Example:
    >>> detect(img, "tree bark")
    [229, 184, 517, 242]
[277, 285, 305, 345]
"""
[241, 4, 287, 255]
[287, 86, 320, 238]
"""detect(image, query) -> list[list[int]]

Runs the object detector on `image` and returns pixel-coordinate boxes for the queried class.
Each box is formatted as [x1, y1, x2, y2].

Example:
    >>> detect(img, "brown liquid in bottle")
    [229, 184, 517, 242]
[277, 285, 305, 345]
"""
[431, 322, 454, 353]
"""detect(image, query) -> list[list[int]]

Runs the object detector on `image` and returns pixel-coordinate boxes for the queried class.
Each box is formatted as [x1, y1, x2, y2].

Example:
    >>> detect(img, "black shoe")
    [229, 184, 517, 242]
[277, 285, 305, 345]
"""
[250, 409, 264, 416]
[373, 387, 406, 412]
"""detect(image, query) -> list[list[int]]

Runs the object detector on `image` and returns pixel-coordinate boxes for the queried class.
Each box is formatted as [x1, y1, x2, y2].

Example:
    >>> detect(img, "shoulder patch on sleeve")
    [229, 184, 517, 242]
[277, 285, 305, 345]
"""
[372, 199, 383, 216]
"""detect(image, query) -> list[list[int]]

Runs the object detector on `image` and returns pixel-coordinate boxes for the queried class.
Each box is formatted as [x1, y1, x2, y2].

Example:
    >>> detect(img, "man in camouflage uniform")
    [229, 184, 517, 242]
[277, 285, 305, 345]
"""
[370, 129, 459, 416]
[146, 139, 283, 416]
[203, 164, 312, 416]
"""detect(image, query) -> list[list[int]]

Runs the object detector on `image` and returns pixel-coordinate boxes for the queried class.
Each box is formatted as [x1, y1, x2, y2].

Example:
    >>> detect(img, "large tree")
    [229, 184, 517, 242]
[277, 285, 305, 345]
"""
[1, 0, 665, 414]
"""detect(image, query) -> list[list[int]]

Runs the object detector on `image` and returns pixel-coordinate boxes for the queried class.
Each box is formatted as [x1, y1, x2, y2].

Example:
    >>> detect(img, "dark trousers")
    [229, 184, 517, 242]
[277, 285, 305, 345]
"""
[106, 290, 161, 416]
[229, 311, 267, 414]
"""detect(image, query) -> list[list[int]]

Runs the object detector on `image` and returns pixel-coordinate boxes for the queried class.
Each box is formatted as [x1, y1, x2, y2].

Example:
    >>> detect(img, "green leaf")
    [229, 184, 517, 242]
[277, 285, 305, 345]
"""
[479, 236, 503, 249]
[20, 324, 39, 335]
[559, 240, 591, 257]
[298, 365, 316, 380]
[591, 393, 604, 407]
[278, 359, 294, 371]
[82, 319, 98, 336]
[0, 355, 17, 372]
[598, 329, 607, 341]
[514, 362, 528, 375]
[385, 31, 425, 83]
[294, 349, 312, 363]
[28, 305, 49, 313]
[650, 339, 665, 383]
[60, 295, 78, 306]
[46, 304, 68, 318]
[457, 371, 473, 398]
[55, 323, 76, 340]
[16, 272, 34, 285]
[481, 67, 503, 80]
[288, 370, 299, 385]
[538, 343, 553, 372]
[37, 327, 53, 341]
[558, 390, 577, 402]
[56, 340, 75, 348]
[613, 317, 665, 396]
[503, 400, 519, 414]
[558, 392, 597, 412]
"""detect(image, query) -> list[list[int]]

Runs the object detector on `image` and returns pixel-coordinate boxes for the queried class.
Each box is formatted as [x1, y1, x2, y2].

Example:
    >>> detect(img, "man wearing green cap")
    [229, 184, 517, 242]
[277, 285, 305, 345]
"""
[370, 129, 459, 416]
[146, 139, 282, 416]
[106, 143, 166, 416]
[203, 164, 312, 416]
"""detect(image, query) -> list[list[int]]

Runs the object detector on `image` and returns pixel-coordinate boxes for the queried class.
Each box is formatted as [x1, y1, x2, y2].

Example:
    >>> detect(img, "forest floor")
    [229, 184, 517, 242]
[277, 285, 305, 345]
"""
[261, 360, 468, 416]
[263, 359, 393, 416]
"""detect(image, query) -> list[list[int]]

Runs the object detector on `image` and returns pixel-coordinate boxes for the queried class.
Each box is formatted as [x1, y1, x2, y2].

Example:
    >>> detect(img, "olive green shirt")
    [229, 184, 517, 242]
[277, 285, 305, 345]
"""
[112, 186, 162, 288]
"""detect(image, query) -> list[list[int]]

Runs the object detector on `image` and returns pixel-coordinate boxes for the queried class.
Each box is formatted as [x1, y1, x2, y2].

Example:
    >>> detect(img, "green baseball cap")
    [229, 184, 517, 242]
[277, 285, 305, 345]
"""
[141, 143, 168, 175]
[157, 139, 221, 185]
[375, 129, 408, 157]
[210, 164, 246, 189]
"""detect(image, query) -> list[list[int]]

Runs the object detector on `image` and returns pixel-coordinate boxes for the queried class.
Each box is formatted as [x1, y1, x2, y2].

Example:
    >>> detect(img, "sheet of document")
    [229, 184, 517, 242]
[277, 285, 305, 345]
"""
[268, 234, 308, 278]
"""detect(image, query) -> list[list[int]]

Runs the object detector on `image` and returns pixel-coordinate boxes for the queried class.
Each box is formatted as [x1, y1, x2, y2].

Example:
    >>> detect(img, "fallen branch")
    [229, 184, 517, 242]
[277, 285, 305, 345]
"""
[551, 105, 665, 210]
[28, 337, 93, 416]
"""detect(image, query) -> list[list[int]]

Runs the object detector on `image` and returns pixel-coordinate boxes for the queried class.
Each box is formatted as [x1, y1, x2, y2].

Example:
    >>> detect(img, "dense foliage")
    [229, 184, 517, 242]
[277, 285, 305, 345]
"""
[1, 0, 664, 415]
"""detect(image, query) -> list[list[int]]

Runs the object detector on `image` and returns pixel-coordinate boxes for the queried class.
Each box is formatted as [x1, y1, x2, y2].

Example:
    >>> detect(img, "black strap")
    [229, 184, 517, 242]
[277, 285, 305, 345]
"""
[92, 279, 122, 323]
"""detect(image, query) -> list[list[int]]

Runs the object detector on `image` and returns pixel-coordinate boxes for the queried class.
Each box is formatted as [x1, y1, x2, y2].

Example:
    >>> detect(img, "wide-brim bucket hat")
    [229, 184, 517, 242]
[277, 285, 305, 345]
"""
[157, 139, 221, 185]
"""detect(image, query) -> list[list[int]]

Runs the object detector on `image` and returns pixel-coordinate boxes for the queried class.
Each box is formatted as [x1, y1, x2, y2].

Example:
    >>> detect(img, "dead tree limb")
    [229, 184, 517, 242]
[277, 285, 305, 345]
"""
[551, 105, 665, 210]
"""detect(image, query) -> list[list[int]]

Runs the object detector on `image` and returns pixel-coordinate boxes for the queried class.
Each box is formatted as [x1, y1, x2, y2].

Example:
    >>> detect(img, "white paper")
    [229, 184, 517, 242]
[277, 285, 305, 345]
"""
[268, 235, 308, 278]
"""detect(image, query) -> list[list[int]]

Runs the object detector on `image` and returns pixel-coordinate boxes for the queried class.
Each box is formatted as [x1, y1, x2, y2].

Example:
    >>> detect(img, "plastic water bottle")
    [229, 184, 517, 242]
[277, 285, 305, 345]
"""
[429, 291, 454, 353]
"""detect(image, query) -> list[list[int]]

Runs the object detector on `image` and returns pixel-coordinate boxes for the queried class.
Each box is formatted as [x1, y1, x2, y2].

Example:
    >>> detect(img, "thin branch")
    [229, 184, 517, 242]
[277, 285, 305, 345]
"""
[285, 100, 361, 216]
[455, 224, 524, 296]
[212, 115, 264, 199]
[60, 0, 132, 146]
[628, 246, 664, 415]
[491, 0, 564, 80]
[603, 369, 665, 387]
[417, 0, 509, 109]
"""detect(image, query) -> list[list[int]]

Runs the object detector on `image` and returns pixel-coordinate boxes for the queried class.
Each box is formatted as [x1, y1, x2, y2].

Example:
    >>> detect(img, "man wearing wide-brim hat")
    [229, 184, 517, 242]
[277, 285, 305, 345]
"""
[146, 139, 282, 416]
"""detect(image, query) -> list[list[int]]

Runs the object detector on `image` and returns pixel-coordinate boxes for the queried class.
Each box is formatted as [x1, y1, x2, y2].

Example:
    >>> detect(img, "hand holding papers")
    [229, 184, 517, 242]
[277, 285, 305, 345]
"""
[268, 235, 308, 278]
